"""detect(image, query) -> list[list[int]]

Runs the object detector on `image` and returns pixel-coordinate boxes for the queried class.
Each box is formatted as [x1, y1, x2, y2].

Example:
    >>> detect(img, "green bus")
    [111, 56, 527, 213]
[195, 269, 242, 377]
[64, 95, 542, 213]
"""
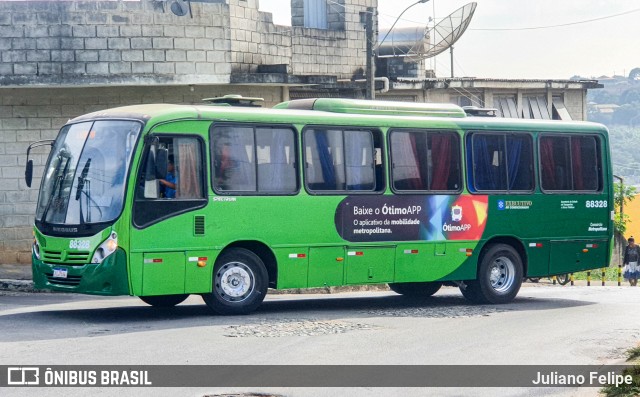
[25, 98, 613, 314]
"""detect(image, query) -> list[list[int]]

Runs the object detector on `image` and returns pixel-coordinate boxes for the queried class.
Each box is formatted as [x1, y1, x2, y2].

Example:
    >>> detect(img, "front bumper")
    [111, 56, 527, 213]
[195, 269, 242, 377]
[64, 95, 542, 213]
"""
[32, 248, 130, 295]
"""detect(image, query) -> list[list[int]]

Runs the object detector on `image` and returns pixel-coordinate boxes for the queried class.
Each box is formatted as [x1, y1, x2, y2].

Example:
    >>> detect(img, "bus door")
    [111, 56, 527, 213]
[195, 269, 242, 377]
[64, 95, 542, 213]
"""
[129, 134, 210, 296]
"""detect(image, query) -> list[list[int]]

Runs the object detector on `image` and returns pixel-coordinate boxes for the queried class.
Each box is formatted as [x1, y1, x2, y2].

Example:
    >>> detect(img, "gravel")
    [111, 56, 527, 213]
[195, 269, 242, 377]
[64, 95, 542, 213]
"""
[224, 318, 376, 338]
[361, 304, 508, 318]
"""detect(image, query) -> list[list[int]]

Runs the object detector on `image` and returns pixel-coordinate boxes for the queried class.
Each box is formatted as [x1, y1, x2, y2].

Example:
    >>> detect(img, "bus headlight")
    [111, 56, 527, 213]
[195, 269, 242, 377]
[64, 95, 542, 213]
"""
[91, 232, 118, 264]
[33, 239, 41, 260]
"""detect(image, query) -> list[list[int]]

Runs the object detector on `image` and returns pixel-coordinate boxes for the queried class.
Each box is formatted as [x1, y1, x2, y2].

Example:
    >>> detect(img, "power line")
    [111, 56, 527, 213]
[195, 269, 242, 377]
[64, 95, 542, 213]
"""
[471, 7, 640, 31]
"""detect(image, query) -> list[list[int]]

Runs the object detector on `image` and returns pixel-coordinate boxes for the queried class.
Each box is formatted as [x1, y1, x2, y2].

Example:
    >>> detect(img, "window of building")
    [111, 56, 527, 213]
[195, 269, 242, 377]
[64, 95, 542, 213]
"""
[389, 130, 461, 192]
[468, 132, 534, 192]
[304, 0, 328, 29]
[211, 125, 298, 194]
[552, 96, 572, 120]
[304, 128, 383, 193]
[522, 95, 551, 119]
[539, 135, 601, 192]
[493, 96, 518, 118]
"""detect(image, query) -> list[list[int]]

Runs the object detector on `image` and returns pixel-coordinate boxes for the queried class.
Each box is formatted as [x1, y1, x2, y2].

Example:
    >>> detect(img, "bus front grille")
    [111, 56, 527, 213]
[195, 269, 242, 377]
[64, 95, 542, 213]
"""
[41, 249, 90, 264]
[45, 273, 82, 287]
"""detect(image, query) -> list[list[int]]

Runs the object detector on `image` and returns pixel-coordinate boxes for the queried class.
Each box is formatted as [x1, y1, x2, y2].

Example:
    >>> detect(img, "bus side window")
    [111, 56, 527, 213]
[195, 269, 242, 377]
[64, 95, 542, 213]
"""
[390, 130, 460, 192]
[212, 125, 298, 195]
[540, 134, 601, 192]
[304, 128, 382, 193]
[469, 132, 533, 193]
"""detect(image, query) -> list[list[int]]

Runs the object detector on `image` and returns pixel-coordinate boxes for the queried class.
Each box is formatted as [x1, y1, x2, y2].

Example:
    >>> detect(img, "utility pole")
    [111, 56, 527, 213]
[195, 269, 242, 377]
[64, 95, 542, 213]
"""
[365, 6, 375, 100]
[450, 46, 454, 78]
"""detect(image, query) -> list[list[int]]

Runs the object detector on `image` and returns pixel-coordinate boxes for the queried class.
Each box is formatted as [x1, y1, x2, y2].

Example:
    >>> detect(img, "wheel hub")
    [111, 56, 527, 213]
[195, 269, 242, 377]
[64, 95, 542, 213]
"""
[489, 256, 515, 293]
[218, 263, 254, 300]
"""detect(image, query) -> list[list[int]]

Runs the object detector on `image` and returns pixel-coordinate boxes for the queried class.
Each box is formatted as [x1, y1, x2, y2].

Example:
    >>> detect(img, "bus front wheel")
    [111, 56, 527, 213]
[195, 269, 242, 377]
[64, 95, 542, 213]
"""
[202, 247, 268, 315]
[388, 282, 442, 297]
[139, 294, 189, 307]
[460, 244, 523, 304]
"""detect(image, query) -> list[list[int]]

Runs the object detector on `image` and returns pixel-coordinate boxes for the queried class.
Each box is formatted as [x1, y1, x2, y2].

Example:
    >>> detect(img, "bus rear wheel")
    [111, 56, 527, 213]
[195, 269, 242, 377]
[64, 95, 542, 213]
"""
[388, 282, 442, 297]
[202, 247, 268, 315]
[460, 243, 523, 304]
[139, 294, 189, 307]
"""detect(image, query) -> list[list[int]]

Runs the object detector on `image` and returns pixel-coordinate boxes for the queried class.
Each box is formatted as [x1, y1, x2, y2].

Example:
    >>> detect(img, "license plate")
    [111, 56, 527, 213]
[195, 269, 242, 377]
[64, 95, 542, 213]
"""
[52, 268, 68, 278]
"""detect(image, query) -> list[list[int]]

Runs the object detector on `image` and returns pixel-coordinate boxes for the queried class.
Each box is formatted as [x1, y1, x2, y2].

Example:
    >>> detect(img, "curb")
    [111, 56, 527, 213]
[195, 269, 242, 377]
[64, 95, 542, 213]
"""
[0, 279, 38, 293]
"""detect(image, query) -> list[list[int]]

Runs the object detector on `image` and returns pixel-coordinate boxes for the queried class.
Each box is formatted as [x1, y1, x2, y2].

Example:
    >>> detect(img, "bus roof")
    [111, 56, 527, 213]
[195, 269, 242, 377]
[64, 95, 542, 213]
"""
[69, 100, 608, 135]
[273, 98, 467, 118]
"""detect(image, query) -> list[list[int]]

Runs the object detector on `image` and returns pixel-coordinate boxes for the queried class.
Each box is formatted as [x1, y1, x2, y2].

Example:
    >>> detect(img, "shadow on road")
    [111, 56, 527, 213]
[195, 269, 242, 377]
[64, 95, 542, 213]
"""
[0, 290, 594, 342]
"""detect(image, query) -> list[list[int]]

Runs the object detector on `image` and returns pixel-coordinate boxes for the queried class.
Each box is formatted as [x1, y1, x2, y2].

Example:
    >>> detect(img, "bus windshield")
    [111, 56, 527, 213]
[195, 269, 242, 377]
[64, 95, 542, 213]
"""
[35, 120, 141, 226]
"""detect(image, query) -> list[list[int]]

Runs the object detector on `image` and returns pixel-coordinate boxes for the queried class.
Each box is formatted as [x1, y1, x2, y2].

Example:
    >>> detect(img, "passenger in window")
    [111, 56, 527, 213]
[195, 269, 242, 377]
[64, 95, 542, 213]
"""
[159, 155, 177, 198]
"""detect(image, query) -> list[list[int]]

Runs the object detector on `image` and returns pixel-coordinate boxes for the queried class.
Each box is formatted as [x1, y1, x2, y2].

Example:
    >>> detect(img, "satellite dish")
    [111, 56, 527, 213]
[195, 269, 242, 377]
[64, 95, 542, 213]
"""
[170, 0, 190, 17]
[376, 2, 477, 61]
[423, 2, 477, 59]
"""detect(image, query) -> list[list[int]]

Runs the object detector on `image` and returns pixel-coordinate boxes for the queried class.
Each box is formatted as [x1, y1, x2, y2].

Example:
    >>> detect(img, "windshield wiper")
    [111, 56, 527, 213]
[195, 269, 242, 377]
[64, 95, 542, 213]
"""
[75, 158, 91, 201]
[76, 158, 91, 224]
[41, 153, 70, 223]
[75, 158, 102, 224]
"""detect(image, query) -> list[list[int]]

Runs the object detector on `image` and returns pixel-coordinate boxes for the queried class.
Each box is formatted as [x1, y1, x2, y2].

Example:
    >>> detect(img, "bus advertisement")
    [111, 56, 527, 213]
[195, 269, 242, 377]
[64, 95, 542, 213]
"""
[25, 98, 613, 314]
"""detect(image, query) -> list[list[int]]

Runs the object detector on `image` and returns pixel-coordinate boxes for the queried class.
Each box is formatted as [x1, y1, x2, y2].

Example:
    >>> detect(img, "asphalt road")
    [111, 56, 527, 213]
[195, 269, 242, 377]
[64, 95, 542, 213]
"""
[1, 284, 639, 397]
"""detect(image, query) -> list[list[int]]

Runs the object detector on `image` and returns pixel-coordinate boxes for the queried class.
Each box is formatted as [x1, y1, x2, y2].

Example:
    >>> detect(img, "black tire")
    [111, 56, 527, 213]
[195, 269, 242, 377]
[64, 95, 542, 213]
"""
[139, 294, 189, 308]
[556, 273, 571, 285]
[460, 244, 523, 304]
[202, 247, 268, 315]
[388, 282, 442, 297]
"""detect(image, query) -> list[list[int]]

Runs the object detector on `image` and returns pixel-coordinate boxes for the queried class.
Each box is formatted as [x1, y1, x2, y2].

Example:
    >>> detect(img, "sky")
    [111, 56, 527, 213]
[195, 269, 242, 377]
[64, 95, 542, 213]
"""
[258, 0, 640, 80]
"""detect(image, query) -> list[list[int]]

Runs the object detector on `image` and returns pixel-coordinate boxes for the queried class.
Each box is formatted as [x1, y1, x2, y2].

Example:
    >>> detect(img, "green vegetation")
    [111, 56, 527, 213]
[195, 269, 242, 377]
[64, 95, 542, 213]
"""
[571, 267, 621, 281]
[614, 181, 637, 234]
[628, 346, 640, 362]
[600, 345, 640, 397]
[608, 126, 640, 185]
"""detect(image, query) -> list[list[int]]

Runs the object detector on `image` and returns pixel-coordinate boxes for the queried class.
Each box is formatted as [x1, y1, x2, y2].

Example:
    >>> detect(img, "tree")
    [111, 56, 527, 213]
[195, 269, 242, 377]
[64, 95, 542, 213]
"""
[614, 181, 637, 235]
[629, 67, 640, 82]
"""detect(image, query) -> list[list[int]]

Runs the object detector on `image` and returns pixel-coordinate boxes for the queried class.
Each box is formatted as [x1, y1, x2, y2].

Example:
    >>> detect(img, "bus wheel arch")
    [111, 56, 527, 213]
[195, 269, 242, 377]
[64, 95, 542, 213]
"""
[461, 237, 525, 304]
[225, 241, 278, 288]
[478, 237, 528, 278]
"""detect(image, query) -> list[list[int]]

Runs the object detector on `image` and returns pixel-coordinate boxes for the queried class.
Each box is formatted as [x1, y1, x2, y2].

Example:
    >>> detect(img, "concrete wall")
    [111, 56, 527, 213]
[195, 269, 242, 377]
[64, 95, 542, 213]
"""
[0, 0, 376, 85]
[0, 84, 286, 264]
[228, 0, 292, 73]
[0, 0, 233, 86]
[290, 0, 375, 78]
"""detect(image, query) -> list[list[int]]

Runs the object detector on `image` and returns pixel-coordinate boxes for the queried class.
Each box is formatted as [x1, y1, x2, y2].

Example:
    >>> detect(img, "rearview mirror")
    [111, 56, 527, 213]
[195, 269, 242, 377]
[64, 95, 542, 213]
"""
[155, 148, 168, 180]
[25, 160, 33, 188]
[25, 139, 54, 188]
